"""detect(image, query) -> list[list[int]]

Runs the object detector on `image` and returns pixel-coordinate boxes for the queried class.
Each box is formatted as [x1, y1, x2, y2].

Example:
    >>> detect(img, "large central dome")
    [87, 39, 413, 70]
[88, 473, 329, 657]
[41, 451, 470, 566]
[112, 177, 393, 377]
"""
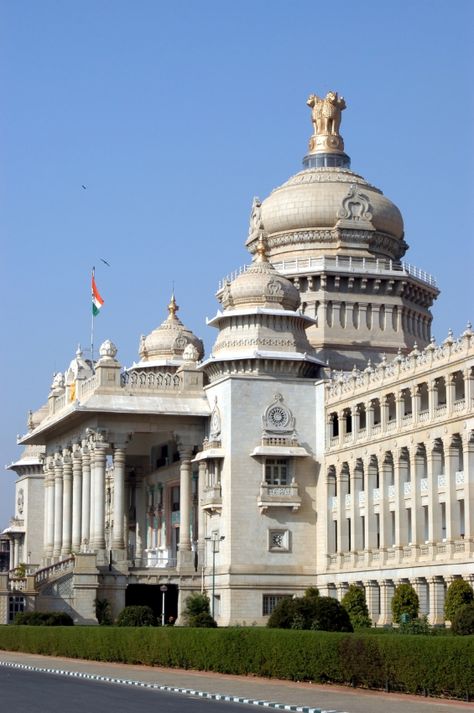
[247, 91, 406, 263]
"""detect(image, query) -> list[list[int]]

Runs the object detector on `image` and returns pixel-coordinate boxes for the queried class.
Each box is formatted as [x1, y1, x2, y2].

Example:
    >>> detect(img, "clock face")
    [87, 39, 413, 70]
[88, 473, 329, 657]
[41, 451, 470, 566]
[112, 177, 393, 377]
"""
[268, 406, 289, 429]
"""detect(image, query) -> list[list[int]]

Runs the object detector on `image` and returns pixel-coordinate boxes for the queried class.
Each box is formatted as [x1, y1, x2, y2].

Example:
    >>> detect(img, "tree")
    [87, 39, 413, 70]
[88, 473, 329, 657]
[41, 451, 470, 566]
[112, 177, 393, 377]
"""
[451, 602, 474, 635]
[183, 593, 217, 627]
[341, 585, 372, 629]
[94, 597, 113, 625]
[310, 596, 353, 633]
[444, 579, 474, 622]
[391, 583, 419, 624]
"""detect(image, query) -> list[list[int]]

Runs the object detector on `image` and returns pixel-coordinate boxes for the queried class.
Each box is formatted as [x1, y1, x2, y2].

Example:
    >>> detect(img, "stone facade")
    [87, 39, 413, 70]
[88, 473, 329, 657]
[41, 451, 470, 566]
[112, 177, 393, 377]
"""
[3, 93, 473, 625]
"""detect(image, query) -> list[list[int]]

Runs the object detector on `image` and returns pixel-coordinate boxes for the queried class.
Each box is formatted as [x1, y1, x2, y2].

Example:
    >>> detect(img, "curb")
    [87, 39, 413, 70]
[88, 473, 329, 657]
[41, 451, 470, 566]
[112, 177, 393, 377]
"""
[0, 660, 346, 713]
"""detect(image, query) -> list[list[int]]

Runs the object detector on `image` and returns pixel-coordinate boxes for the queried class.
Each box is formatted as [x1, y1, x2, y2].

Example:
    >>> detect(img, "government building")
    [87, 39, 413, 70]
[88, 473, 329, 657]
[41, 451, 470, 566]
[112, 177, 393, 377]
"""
[2, 92, 473, 626]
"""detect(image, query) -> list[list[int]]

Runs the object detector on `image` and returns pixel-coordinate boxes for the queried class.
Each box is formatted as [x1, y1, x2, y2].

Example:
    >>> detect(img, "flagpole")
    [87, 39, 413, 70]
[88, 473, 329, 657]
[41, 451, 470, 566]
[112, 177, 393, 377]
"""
[91, 266, 95, 368]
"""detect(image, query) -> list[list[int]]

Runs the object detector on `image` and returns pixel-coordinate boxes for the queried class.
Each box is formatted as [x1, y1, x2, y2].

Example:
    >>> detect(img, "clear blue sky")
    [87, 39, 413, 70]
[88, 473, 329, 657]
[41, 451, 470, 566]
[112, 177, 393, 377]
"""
[1, 0, 473, 528]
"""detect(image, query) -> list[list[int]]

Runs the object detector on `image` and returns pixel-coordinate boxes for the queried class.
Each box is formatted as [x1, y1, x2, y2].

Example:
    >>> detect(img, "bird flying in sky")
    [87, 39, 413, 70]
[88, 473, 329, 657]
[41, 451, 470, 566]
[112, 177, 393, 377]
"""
[100, 258, 111, 267]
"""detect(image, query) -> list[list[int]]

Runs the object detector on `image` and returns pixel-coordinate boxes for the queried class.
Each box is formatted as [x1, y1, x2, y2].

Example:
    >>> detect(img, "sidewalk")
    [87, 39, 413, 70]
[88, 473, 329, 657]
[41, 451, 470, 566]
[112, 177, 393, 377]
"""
[0, 650, 472, 713]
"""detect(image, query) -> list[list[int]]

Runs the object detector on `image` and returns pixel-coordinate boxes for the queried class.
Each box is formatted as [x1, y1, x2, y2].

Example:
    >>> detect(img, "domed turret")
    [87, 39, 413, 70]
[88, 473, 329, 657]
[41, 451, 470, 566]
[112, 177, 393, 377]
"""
[203, 237, 323, 382]
[133, 294, 204, 368]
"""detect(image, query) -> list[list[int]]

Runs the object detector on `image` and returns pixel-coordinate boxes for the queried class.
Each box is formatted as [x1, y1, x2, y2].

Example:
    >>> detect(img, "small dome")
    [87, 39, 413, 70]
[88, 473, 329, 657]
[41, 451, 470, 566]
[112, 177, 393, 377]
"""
[219, 237, 300, 312]
[138, 294, 204, 364]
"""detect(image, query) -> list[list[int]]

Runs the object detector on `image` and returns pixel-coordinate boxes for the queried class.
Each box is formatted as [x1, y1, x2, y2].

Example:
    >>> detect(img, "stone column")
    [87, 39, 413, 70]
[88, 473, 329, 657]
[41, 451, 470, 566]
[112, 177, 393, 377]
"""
[72, 446, 82, 552]
[81, 444, 91, 550]
[446, 373, 455, 415]
[379, 457, 391, 550]
[411, 385, 420, 425]
[428, 379, 437, 419]
[413, 577, 428, 617]
[44, 458, 55, 561]
[366, 457, 377, 550]
[336, 581, 349, 601]
[427, 576, 446, 625]
[349, 465, 357, 552]
[394, 451, 408, 547]
[8, 537, 14, 570]
[89, 445, 96, 546]
[92, 445, 107, 550]
[463, 433, 474, 539]
[366, 401, 374, 439]
[178, 448, 193, 567]
[61, 449, 73, 557]
[410, 446, 420, 546]
[464, 366, 473, 407]
[197, 460, 206, 567]
[379, 579, 395, 625]
[445, 439, 457, 541]
[351, 405, 360, 441]
[13, 537, 20, 569]
[395, 391, 403, 430]
[427, 446, 440, 544]
[338, 409, 345, 448]
[337, 469, 349, 553]
[53, 453, 63, 558]
[364, 580, 379, 624]
[135, 478, 145, 562]
[381, 395, 389, 432]
[112, 447, 126, 550]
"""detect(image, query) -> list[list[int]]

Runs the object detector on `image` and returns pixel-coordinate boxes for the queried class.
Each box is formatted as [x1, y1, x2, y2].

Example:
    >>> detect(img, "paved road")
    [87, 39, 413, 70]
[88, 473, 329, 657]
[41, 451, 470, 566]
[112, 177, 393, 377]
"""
[0, 651, 472, 713]
[0, 667, 254, 713]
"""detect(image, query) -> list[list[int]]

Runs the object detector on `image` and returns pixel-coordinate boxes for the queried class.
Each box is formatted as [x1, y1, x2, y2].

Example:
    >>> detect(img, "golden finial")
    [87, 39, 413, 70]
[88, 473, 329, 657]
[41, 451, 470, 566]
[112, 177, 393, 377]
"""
[306, 90, 346, 155]
[167, 292, 179, 320]
[254, 234, 268, 263]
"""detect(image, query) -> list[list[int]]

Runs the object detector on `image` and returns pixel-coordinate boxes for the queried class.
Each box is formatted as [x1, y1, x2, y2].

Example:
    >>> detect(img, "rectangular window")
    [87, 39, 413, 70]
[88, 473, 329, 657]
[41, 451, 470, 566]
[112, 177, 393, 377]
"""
[441, 502, 446, 541]
[347, 518, 351, 551]
[8, 595, 24, 623]
[391, 511, 396, 547]
[407, 507, 412, 544]
[375, 513, 380, 549]
[423, 505, 429, 542]
[262, 594, 291, 616]
[361, 515, 365, 550]
[265, 459, 289, 486]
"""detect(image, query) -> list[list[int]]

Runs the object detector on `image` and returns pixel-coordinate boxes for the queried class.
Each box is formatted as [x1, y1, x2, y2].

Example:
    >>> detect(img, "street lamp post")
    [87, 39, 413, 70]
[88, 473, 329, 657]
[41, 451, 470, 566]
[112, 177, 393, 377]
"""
[205, 532, 224, 620]
[160, 584, 168, 627]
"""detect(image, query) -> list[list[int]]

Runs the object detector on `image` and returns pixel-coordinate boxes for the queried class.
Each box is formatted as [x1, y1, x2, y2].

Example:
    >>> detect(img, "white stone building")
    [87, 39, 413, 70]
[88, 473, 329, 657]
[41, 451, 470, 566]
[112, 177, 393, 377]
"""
[2, 92, 473, 626]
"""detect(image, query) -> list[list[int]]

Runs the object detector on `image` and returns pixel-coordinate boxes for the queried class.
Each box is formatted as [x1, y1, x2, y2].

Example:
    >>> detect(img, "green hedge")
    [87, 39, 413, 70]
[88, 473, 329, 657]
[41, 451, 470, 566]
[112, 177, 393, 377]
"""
[0, 627, 472, 699]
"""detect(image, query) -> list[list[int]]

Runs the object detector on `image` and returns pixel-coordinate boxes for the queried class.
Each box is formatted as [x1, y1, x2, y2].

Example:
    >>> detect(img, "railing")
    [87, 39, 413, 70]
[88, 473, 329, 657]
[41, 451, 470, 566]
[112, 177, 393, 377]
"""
[219, 256, 437, 289]
[420, 478, 428, 493]
[121, 370, 183, 391]
[388, 485, 395, 498]
[34, 557, 75, 587]
[358, 491, 365, 506]
[372, 488, 380, 503]
[437, 474, 446, 488]
[8, 577, 27, 592]
[331, 496, 338, 512]
[418, 410, 430, 422]
[345, 494, 352, 508]
[403, 481, 412, 496]
[140, 551, 177, 569]
[78, 374, 97, 399]
[453, 398, 465, 412]
[455, 470, 465, 486]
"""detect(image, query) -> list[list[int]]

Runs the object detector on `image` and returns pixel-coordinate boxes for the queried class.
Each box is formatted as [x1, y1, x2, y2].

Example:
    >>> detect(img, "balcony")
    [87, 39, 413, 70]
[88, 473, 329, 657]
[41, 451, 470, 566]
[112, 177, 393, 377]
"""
[258, 481, 301, 513]
[202, 485, 222, 512]
[141, 549, 177, 569]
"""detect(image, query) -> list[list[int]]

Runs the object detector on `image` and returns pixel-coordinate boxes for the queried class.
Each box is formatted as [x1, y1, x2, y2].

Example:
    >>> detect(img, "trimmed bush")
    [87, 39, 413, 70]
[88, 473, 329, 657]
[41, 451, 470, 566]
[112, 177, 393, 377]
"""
[15, 611, 74, 626]
[0, 627, 472, 700]
[268, 593, 352, 632]
[451, 602, 474, 636]
[341, 585, 371, 629]
[398, 615, 432, 635]
[116, 605, 156, 627]
[391, 583, 419, 624]
[310, 597, 353, 633]
[445, 579, 474, 622]
[182, 593, 216, 627]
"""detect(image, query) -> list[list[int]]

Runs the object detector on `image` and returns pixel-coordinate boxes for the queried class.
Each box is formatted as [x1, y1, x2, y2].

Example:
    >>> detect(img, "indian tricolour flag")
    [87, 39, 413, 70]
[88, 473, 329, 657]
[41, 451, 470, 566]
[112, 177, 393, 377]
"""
[91, 269, 104, 316]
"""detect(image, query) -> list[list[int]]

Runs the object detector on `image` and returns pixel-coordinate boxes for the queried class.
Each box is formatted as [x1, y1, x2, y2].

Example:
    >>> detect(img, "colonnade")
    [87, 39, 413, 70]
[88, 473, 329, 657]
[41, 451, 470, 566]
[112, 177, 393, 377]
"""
[326, 430, 474, 556]
[43, 431, 127, 561]
[323, 573, 474, 626]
